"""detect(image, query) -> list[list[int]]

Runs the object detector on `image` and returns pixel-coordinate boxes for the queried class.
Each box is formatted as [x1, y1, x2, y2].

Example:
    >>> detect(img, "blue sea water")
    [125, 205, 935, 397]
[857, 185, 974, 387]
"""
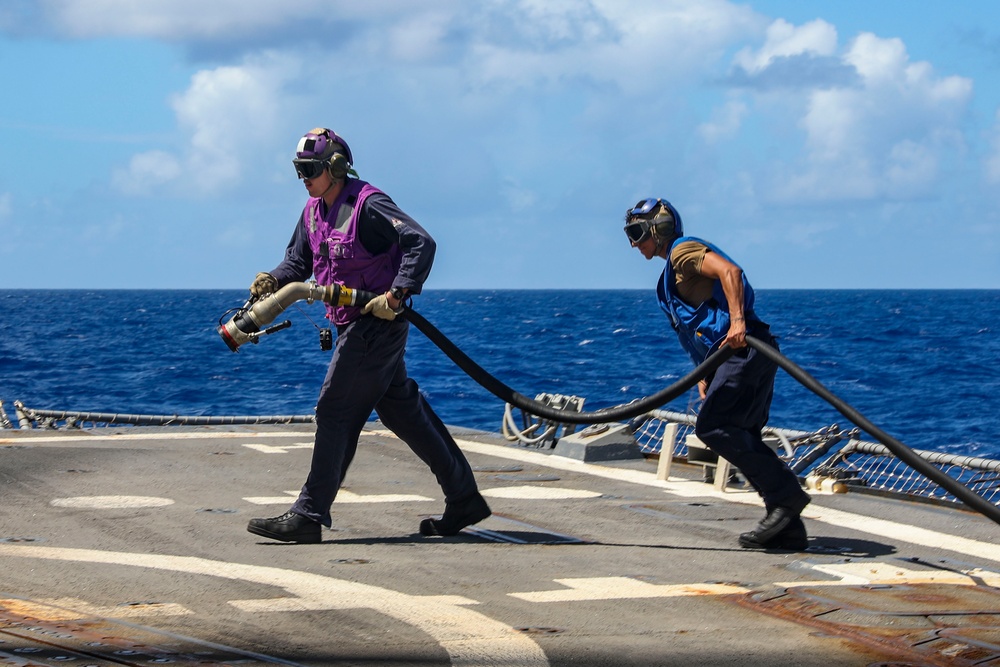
[1, 289, 998, 459]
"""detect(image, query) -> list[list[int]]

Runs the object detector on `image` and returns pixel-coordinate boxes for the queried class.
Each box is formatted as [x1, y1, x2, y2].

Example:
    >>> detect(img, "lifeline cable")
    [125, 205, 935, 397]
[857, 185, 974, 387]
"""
[404, 306, 1000, 528]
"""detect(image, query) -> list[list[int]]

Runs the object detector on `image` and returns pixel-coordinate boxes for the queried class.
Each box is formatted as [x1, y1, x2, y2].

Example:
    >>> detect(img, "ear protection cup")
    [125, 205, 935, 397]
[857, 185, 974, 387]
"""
[647, 207, 678, 244]
[651, 214, 676, 240]
[314, 128, 350, 180]
[327, 152, 349, 180]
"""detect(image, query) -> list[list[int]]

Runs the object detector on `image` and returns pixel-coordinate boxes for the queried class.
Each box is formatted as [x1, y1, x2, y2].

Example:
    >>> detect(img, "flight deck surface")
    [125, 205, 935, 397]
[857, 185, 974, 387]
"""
[1, 424, 998, 666]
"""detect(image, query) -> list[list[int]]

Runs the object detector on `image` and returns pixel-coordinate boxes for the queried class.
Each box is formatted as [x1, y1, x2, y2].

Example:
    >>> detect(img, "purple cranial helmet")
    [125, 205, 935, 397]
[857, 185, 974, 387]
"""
[293, 128, 353, 180]
[296, 128, 353, 164]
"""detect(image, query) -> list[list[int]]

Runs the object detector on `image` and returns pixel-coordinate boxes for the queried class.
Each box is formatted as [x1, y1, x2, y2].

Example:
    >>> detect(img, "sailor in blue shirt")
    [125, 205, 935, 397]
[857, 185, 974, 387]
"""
[624, 198, 811, 550]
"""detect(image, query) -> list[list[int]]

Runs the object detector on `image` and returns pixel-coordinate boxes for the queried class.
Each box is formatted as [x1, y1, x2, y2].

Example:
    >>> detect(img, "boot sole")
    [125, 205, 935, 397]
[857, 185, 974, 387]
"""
[419, 505, 492, 536]
[739, 531, 808, 551]
[247, 524, 321, 544]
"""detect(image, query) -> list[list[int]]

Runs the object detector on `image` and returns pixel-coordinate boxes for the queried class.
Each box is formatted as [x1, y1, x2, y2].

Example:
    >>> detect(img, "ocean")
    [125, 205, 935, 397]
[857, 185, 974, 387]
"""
[2, 289, 998, 459]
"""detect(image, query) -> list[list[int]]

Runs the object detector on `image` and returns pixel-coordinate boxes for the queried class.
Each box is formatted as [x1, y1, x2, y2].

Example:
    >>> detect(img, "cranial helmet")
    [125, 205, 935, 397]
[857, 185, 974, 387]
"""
[623, 198, 683, 246]
[293, 128, 353, 180]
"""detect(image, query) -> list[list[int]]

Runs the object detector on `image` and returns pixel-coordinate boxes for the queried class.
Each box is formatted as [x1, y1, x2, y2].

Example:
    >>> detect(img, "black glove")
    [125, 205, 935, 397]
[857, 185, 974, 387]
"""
[249, 272, 277, 297]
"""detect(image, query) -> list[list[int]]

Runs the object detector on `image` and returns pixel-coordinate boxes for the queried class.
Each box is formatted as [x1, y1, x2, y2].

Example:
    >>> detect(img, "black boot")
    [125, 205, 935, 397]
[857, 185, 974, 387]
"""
[739, 515, 808, 551]
[419, 493, 492, 536]
[739, 492, 810, 551]
[247, 511, 322, 544]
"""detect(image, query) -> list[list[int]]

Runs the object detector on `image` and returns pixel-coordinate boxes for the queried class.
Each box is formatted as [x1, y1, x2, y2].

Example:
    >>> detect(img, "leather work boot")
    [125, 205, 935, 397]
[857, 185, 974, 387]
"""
[247, 511, 322, 544]
[739, 490, 811, 551]
[419, 492, 492, 536]
[739, 515, 808, 551]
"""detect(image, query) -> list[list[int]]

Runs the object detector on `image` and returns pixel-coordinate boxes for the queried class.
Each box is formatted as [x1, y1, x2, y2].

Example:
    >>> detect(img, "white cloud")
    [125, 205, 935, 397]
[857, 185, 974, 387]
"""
[37, 0, 426, 39]
[885, 139, 938, 194]
[0, 192, 13, 243]
[111, 151, 182, 195]
[698, 98, 748, 144]
[101, 0, 765, 204]
[465, 0, 761, 95]
[733, 18, 837, 74]
[986, 109, 1000, 185]
[842, 31, 906, 82]
[23, 2, 982, 247]
[381, 9, 456, 62]
[732, 26, 973, 204]
[113, 52, 302, 197]
[173, 56, 293, 192]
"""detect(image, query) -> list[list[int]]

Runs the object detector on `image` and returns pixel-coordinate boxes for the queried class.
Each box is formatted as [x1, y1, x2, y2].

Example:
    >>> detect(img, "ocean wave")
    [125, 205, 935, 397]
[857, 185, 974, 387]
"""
[2, 288, 998, 458]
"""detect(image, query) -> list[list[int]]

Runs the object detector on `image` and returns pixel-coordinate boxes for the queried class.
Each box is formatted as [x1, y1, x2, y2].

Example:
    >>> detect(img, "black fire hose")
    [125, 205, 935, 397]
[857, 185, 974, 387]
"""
[404, 306, 1000, 528]
[745, 336, 1000, 527]
[404, 307, 735, 424]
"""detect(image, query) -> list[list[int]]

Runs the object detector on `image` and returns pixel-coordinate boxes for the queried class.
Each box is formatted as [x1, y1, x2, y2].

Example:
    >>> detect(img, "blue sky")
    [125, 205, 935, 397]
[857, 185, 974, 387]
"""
[2, 1, 1000, 290]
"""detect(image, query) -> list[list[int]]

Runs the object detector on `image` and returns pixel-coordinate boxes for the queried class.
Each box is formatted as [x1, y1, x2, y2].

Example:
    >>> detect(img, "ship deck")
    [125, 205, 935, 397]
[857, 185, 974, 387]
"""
[1, 423, 998, 666]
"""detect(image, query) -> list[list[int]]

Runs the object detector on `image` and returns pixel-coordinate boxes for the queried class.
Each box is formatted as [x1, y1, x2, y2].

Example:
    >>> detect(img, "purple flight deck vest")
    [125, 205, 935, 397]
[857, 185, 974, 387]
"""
[304, 179, 402, 325]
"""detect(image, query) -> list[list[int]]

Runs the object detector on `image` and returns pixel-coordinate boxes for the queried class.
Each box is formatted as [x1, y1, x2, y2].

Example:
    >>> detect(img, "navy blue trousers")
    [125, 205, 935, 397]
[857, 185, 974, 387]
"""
[292, 316, 479, 527]
[694, 336, 807, 510]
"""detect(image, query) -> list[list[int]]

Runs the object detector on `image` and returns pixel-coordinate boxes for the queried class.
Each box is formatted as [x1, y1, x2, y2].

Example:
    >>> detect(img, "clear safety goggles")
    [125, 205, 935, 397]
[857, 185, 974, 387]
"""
[293, 159, 328, 180]
[623, 219, 653, 245]
[623, 198, 662, 244]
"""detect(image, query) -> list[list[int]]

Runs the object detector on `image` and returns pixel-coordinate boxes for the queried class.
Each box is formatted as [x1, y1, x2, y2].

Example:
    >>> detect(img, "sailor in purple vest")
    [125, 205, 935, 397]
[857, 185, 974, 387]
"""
[624, 198, 811, 551]
[245, 128, 491, 543]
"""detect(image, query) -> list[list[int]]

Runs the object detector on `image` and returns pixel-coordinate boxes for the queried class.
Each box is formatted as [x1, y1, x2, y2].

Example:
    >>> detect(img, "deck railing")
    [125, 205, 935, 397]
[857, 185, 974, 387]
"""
[6, 400, 999, 510]
[633, 409, 1000, 509]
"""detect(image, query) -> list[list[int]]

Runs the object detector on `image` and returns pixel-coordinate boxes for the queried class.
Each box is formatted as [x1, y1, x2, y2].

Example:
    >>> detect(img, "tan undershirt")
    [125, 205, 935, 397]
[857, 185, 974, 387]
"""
[670, 241, 715, 306]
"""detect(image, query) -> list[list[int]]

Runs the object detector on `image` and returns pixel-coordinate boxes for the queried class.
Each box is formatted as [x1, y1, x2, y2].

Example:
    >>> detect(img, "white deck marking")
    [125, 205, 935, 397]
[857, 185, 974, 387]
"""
[243, 490, 300, 505]
[1, 431, 310, 445]
[775, 560, 1000, 587]
[382, 433, 1000, 566]
[243, 442, 313, 454]
[419, 595, 480, 606]
[510, 577, 749, 602]
[244, 490, 434, 505]
[51, 496, 174, 509]
[3, 596, 193, 619]
[511, 562, 1000, 603]
[0, 545, 549, 667]
[244, 496, 300, 505]
[482, 486, 602, 500]
[797, 504, 1000, 563]
[336, 490, 434, 503]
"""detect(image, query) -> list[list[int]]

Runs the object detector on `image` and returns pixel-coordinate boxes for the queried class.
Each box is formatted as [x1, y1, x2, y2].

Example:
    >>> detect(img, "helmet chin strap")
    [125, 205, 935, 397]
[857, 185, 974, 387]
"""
[651, 230, 671, 255]
[318, 173, 342, 203]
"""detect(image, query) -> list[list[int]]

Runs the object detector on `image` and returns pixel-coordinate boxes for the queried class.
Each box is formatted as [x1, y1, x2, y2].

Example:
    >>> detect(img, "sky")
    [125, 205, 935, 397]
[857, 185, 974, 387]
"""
[2, 0, 1000, 290]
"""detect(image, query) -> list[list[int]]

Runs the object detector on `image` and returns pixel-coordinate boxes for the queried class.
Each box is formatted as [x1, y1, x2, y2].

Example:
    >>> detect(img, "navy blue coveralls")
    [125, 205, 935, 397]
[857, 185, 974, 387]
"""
[658, 238, 808, 511]
[268, 189, 479, 527]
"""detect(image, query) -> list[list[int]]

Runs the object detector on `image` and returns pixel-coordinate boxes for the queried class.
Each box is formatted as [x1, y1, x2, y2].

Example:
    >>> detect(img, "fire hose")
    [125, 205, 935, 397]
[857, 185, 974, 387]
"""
[217, 282, 1000, 527]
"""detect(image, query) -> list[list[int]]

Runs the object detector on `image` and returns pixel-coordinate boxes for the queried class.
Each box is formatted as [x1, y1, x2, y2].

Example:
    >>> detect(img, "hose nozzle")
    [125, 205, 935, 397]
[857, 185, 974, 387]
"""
[217, 282, 379, 352]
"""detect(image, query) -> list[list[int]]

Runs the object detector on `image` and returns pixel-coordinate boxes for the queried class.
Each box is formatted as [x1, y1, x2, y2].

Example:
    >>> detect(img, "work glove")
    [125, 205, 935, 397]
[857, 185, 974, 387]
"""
[362, 293, 400, 321]
[249, 272, 277, 297]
